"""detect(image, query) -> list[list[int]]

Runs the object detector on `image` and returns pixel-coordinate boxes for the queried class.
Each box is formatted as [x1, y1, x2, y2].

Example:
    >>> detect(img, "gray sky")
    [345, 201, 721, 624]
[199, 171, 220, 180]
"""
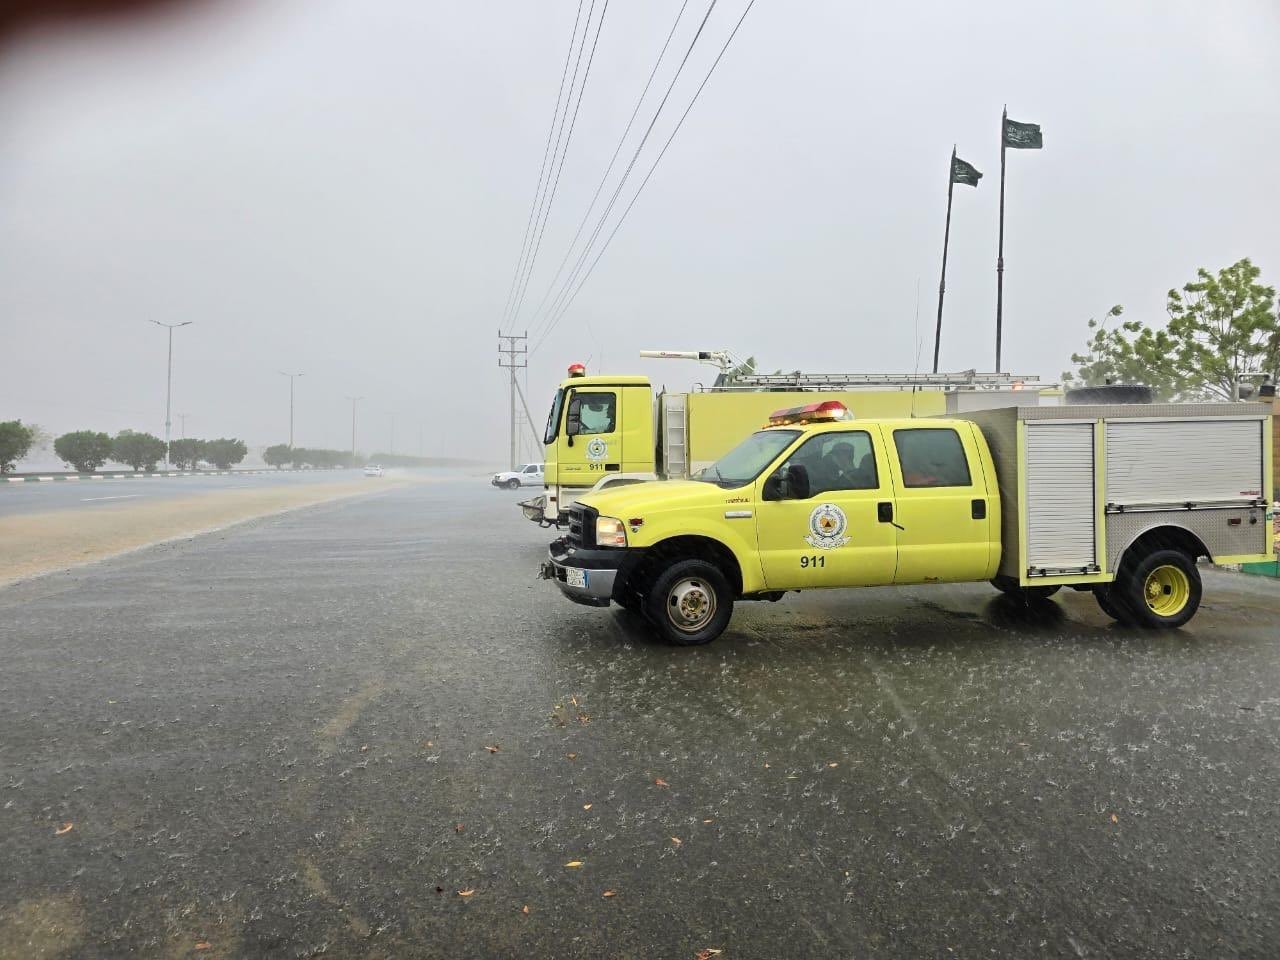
[2, 0, 1278, 462]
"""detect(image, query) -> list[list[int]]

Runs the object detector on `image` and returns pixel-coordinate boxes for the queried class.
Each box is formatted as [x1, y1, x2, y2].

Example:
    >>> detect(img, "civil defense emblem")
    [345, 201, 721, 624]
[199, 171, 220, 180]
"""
[805, 503, 850, 549]
[586, 437, 608, 462]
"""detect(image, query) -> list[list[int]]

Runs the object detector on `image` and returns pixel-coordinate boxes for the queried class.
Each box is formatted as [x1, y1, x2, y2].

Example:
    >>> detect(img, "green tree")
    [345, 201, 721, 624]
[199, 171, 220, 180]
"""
[169, 438, 206, 470]
[263, 444, 292, 469]
[0, 420, 37, 473]
[53, 430, 114, 473]
[204, 437, 248, 469]
[113, 430, 166, 472]
[1065, 259, 1279, 400]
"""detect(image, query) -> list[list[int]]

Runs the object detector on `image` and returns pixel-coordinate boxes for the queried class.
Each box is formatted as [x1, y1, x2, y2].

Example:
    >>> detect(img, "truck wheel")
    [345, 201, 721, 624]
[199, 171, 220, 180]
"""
[504, 478, 520, 490]
[644, 559, 734, 646]
[1093, 586, 1136, 624]
[991, 576, 1061, 603]
[1113, 549, 1201, 629]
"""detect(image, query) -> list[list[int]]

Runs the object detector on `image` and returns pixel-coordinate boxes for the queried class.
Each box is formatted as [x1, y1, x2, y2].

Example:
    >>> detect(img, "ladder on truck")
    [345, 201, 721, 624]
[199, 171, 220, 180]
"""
[721, 371, 1041, 391]
[659, 392, 688, 480]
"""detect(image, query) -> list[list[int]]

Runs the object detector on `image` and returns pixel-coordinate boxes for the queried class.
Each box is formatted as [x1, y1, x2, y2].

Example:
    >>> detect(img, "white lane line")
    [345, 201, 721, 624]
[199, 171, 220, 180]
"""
[80, 495, 143, 502]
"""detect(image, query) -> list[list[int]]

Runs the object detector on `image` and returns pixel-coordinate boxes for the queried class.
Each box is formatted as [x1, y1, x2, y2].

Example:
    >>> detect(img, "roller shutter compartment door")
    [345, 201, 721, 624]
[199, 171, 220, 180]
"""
[1106, 419, 1263, 506]
[1025, 422, 1096, 571]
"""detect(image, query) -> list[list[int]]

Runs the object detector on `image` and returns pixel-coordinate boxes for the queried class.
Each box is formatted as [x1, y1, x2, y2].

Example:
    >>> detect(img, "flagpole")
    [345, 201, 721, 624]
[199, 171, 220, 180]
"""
[995, 105, 1007, 372]
[932, 146, 957, 374]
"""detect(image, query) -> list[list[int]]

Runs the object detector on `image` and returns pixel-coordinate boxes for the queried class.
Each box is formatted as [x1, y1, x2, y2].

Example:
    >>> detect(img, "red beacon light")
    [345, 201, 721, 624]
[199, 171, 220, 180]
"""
[567, 362, 587, 378]
[765, 400, 852, 427]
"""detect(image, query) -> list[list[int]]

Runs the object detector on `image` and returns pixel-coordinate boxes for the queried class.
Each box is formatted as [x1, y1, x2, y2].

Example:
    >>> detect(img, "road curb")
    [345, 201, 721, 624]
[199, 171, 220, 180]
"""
[4, 469, 344, 485]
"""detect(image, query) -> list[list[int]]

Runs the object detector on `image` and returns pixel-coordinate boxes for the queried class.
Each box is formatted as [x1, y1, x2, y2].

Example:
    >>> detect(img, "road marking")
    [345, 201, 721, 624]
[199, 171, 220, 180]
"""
[80, 495, 143, 502]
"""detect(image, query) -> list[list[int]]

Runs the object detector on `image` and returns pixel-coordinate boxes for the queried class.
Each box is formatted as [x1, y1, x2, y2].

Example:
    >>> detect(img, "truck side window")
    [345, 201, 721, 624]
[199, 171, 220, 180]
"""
[893, 428, 972, 488]
[574, 392, 616, 435]
[779, 431, 878, 496]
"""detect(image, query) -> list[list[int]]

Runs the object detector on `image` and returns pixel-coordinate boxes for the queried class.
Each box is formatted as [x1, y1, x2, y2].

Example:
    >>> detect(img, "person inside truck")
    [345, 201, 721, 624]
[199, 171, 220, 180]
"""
[815, 439, 876, 493]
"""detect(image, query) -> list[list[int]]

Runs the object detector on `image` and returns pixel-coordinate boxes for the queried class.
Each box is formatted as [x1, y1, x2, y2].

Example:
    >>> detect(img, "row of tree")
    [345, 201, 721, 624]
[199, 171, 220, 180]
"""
[262, 445, 362, 469]
[47, 430, 249, 473]
[1065, 258, 1278, 400]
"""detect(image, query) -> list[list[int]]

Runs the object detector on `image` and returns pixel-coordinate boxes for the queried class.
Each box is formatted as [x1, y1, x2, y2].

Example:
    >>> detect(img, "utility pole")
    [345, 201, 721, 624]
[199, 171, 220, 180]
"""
[278, 371, 303, 447]
[148, 320, 192, 468]
[498, 331, 528, 471]
[345, 396, 364, 457]
[177, 413, 188, 439]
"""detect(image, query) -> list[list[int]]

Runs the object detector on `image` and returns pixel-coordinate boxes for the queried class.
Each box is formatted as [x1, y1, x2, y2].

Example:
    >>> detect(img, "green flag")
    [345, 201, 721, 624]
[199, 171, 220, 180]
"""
[951, 156, 982, 186]
[1003, 117, 1043, 149]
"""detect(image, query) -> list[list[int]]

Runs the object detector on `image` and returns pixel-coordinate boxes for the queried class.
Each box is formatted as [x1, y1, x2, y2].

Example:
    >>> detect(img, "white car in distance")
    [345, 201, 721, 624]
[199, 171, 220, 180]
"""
[492, 463, 544, 490]
[364, 464, 385, 477]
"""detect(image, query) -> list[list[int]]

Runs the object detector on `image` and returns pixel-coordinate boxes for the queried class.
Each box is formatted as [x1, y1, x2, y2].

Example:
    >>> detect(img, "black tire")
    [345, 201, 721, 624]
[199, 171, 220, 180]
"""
[643, 558, 734, 646]
[1113, 549, 1201, 629]
[1093, 585, 1134, 624]
[504, 479, 520, 490]
[991, 576, 1061, 603]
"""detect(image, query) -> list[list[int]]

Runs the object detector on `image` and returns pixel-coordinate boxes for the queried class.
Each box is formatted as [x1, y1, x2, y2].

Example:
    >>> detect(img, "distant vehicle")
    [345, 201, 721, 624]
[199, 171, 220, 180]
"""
[492, 463, 544, 490]
[364, 464, 384, 477]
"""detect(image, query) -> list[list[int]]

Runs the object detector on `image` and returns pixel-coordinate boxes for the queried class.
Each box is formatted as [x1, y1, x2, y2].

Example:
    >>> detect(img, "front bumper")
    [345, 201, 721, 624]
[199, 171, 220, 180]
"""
[539, 537, 643, 608]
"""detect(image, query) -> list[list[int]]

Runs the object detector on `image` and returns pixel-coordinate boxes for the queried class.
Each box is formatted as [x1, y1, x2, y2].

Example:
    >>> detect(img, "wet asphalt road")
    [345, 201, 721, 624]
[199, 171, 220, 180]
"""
[2, 480, 1279, 959]
[0, 471, 373, 519]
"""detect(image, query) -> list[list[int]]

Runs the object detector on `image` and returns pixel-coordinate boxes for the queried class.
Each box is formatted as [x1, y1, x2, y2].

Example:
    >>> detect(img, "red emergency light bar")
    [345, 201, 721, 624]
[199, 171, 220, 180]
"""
[765, 400, 852, 427]
[567, 362, 587, 378]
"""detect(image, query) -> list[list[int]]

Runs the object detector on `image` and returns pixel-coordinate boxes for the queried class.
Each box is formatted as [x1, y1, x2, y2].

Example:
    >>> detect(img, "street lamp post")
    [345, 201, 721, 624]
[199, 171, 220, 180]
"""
[149, 320, 192, 468]
[345, 396, 364, 457]
[278, 371, 304, 447]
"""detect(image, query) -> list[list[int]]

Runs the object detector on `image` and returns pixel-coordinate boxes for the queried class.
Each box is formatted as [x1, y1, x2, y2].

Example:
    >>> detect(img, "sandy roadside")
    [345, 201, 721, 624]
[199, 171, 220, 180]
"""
[0, 477, 421, 587]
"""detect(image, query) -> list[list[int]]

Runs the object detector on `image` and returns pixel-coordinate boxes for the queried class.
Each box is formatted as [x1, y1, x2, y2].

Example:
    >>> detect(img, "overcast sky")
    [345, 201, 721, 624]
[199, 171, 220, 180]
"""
[2, 0, 1277, 463]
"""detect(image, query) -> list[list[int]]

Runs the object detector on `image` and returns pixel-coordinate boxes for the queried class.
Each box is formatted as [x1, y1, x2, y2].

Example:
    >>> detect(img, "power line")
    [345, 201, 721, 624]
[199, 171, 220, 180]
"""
[500, 0, 586, 326]
[523, 0, 691, 336]
[509, 0, 610, 328]
[530, 0, 721, 346]
[533, 0, 758, 353]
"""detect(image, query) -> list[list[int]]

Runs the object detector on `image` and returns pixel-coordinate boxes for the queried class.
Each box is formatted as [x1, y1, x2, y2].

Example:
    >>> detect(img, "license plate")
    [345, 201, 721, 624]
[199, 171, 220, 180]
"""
[564, 567, 587, 589]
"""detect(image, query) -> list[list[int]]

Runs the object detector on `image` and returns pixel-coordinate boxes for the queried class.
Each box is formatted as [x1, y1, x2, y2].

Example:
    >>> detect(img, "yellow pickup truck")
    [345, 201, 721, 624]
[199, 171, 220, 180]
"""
[540, 399, 1274, 644]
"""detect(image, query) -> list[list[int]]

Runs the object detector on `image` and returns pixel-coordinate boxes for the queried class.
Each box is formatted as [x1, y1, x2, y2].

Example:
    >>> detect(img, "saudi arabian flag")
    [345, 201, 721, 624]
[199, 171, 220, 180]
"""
[1003, 117, 1043, 149]
[951, 156, 983, 186]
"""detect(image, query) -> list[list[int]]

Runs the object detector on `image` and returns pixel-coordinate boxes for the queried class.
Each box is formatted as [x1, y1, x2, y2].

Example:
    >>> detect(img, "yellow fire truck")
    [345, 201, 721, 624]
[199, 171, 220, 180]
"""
[523, 352, 1043, 526]
[540, 397, 1274, 644]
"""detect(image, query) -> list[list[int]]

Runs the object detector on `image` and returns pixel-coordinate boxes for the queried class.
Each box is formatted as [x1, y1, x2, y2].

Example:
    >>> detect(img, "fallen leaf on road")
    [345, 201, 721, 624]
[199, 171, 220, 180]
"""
[654, 778, 669, 788]
[425, 740, 434, 747]
[194, 942, 211, 951]
[485, 745, 500, 753]
[566, 753, 577, 760]
[564, 860, 583, 869]
[702, 819, 713, 824]
[763, 763, 770, 768]
[602, 889, 616, 898]
[360, 744, 369, 753]
[670, 837, 682, 846]
[1110, 814, 1118, 824]
[55, 822, 74, 836]
[827, 762, 838, 768]
[571, 695, 579, 707]
[576, 712, 591, 725]
[458, 888, 475, 898]
[454, 823, 465, 833]
[521, 905, 529, 915]
[583, 803, 593, 810]
[695, 950, 723, 960]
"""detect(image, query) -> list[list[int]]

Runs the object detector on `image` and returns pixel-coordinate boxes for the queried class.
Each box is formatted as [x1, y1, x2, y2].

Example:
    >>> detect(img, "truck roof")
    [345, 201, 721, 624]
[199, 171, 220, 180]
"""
[559, 374, 650, 388]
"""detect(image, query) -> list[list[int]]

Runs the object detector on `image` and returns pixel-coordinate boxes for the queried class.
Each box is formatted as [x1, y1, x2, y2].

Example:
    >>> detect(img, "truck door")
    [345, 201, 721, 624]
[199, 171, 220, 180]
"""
[559, 388, 622, 488]
[754, 428, 898, 590]
[886, 423, 992, 584]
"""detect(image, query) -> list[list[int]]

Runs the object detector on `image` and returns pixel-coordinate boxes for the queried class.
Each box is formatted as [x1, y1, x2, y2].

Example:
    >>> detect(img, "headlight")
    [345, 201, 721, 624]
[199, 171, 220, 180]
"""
[595, 516, 627, 547]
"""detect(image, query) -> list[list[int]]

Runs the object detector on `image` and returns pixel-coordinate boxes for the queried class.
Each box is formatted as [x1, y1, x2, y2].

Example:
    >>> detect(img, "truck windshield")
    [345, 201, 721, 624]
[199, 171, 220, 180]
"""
[697, 430, 799, 488]
[543, 389, 565, 444]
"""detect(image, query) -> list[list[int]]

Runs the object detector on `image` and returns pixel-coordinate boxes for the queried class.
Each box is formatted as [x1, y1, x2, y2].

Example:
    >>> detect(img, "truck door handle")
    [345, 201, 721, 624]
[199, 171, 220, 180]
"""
[971, 498, 987, 520]
[878, 502, 905, 531]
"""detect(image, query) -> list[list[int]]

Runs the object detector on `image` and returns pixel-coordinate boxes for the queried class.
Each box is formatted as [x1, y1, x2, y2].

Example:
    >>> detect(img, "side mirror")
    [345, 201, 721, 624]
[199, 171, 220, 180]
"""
[565, 395, 581, 446]
[785, 463, 811, 500]
[763, 464, 811, 501]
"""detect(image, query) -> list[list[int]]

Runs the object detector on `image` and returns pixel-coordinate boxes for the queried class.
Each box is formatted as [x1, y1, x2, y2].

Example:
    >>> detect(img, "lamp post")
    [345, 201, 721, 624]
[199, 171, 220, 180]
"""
[345, 396, 364, 456]
[278, 371, 304, 447]
[148, 320, 192, 468]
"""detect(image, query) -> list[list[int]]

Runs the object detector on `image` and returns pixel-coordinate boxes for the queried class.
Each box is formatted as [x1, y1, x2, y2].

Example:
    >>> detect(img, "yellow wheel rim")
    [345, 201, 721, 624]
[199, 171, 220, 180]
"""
[1143, 565, 1190, 616]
